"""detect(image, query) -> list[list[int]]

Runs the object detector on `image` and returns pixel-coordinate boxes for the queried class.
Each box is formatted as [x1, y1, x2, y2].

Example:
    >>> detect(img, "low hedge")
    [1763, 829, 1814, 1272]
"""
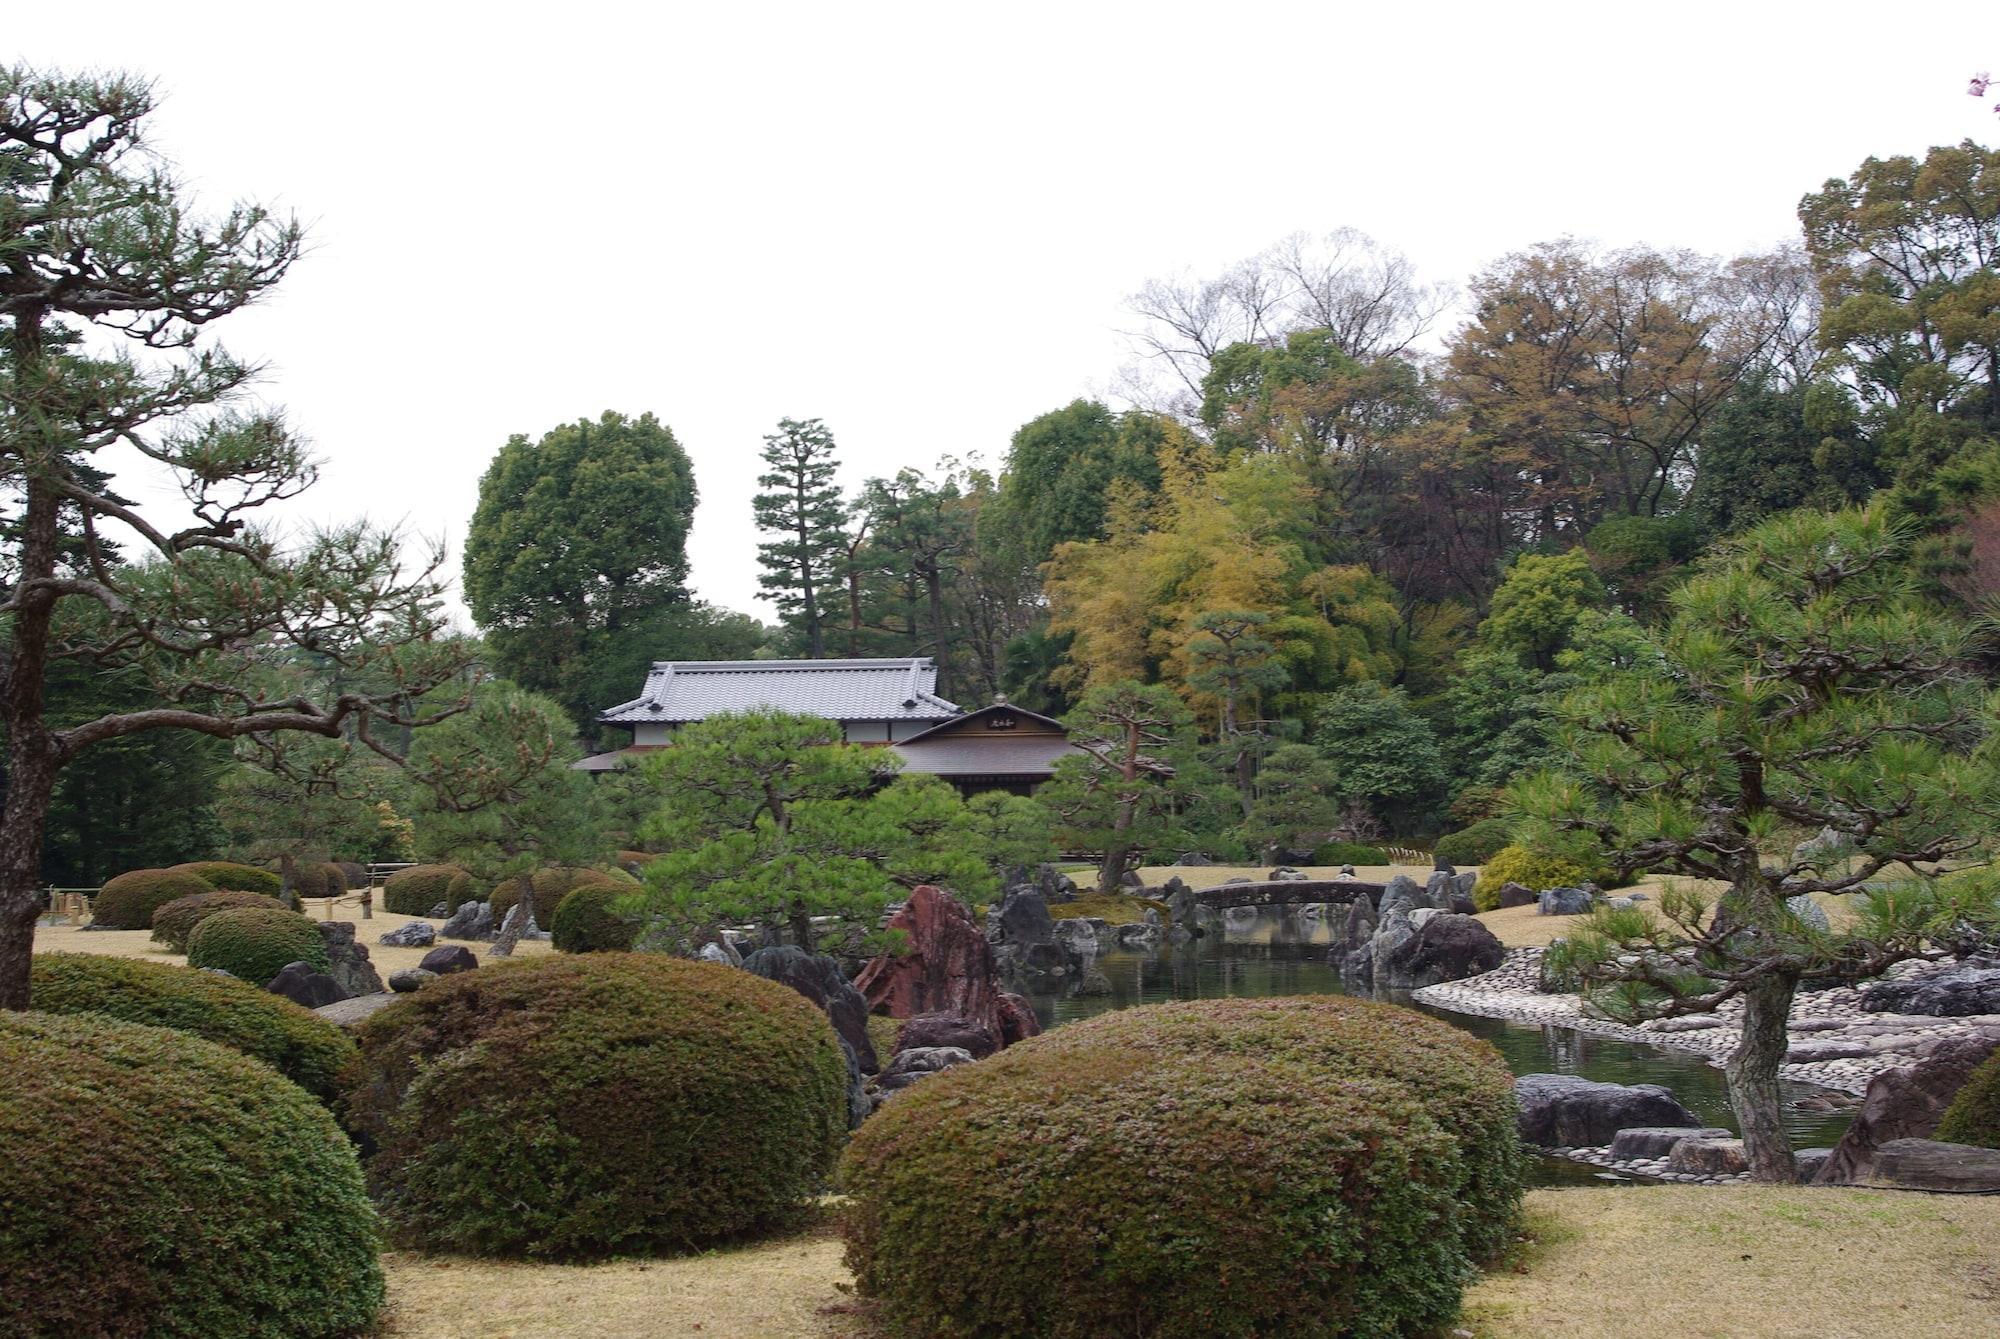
[169, 861, 283, 895]
[1049, 894, 1170, 927]
[343, 954, 849, 1257]
[550, 884, 641, 952]
[92, 868, 215, 930]
[1433, 819, 1514, 868]
[150, 890, 285, 953]
[1472, 844, 1599, 912]
[1936, 1050, 2000, 1149]
[0, 1011, 382, 1338]
[186, 906, 331, 987]
[1309, 841, 1391, 866]
[28, 953, 357, 1103]
[283, 862, 350, 900]
[381, 865, 473, 917]
[841, 995, 1523, 1339]
[488, 867, 627, 927]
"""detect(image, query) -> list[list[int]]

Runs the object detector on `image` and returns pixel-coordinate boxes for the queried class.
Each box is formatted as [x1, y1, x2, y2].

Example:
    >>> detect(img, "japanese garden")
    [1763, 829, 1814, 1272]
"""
[8, 46, 2000, 1339]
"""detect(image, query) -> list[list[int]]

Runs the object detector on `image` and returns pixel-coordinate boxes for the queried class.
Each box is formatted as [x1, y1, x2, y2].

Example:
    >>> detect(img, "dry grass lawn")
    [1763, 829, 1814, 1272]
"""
[370, 1186, 2000, 1338]
[32, 899, 555, 977]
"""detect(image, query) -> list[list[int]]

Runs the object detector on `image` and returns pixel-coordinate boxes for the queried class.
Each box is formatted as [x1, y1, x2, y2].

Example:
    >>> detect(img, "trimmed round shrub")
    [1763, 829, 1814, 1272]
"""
[1936, 1050, 2000, 1149]
[842, 995, 1523, 1339]
[283, 861, 350, 899]
[1310, 841, 1391, 866]
[150, 890, 284, 952]
[488, 866, 622, 927]
[1433, 818, 1514, 868]
[381, 864, 473, 917]
[337, 860, 367, 889]
[550, 883, 641, 952]
[343, 954, 849, 1257]
[169, 860, 283, 894]
[1472, 844, 1599, 912]
[0, 1011, 382, 1338]
[91, 868, 214, 930]
[187, 906, 331, 987]
[28, 953, 357, 1103]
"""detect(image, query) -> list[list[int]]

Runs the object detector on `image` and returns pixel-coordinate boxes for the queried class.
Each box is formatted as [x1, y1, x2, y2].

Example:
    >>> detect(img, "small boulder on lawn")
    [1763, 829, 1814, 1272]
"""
[378, 920, 436, 948]
[1495, 881, 1537, 909]
[438, 900, 493, 941]
[266, 961, 346, 1009]
[1515, 1073, 1702, 1147]
[388, 968, 436, 993]
[1538, 885, 1595, 916]
[418, 944, 478, 976]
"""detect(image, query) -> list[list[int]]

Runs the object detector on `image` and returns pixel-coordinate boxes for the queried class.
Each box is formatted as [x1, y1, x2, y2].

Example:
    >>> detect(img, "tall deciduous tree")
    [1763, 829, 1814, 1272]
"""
[0, 68, 478, 1008]
[1515, 505, 2000, 1181]
[754, 418, 848, 657]
[463, 410, 697, 733]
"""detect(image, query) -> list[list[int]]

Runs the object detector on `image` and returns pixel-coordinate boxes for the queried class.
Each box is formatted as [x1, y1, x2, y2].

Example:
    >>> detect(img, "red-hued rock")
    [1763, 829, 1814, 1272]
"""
[895, 1011, 999, 1059]
[856, 886, 1036, 1050]
[1817, 1034, 2000, 1184]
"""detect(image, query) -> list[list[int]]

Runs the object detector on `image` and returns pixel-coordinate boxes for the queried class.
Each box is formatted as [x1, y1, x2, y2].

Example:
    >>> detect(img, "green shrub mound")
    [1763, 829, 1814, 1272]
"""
[488, 866, 626, 926]
[28, 953, 357, 1103]
[1433, 819, 1514, 868]
[0, 1011, 382, 1339]
[550, 883, 641, 952]
[150, 890, 285, 952]
[186, 906, 331, 987]
[1310, 841, 1390, 866]
[1472, 844, 1599, 912]
[842, 995, 1524, 1339]
[1936, 1050, 2000, 1149]
[381, 864, 473, 917]
[169, 860, 283, 894]
[91, 868, 215, 929]
[343, 954, 848, 1258]
[282, 861, 350, 900]
[614, 848, 658, 875]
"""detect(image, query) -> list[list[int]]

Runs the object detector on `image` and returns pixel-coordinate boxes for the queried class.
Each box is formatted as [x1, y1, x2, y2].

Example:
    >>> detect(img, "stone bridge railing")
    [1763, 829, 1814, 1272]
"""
[1189, 879, 1384, 911]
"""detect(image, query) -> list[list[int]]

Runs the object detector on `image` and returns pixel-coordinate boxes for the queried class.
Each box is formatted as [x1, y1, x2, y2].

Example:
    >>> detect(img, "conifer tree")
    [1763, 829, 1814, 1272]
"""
[754, 418, 848, 656]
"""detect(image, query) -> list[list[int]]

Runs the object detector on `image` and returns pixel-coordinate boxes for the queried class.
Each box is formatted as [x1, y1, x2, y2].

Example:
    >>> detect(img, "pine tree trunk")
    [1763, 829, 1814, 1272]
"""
[1725, 973, 1798, 1183]
[0, 477, 62, 1011]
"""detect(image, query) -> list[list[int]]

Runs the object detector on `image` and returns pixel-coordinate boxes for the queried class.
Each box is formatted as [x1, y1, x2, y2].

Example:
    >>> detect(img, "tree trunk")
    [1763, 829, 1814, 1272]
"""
[789, 904, 815, 950]
[923, 568, 952, 699]
[1097, 839, 1131, 896]
[1725, 973, 1798, 1182]
[0, 447, 64, 1009]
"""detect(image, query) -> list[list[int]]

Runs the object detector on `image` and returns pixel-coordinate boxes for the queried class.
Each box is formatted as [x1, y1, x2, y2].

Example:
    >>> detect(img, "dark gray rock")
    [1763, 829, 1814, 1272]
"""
[1052, 917, 1107, 953]
[1118, 869, 1146, 890]
[1496, 881, 1537, 909]
[1610, 1126, 1734, 1159]
[379, 920, 436, 948]
[896, 1010, 999, 1059]
[427, 901, 448, 918]
[742, 946, 878, 1074]
[994, 888, 1056, 945]
[1162, 876, 1199, 931]
[697, 938, 742, 968]
[267, 961, 347, 1009]
[1860, 964, 2000, 1018]
[1424, 870, 1459, 909]
[1175, 852, 1213, 867]
[418, 944, 478, 975]
[388, 967, 436, 993]
[1667, 1136, 1747, 1176]
[1785, 894, 1831, 932]
[1792, 1147, 1835, 1184]
[1817, 1034, 2000, 1183]
[877, 1045, 975, 1093]
[1869, 1138, 2000, 1191]
[1433, 858, 1457, 875]
[438, 900, 493, 941]
[1515, 1074, 1702, 1148]
[317, 921, 384, 998]
[488, 900, 537, 957]
[1377, 875, 1422, 920]
[1270, 867, 1310, 882]
[1538, 885, 1594, 916]
[1377, 912, 1505, 988]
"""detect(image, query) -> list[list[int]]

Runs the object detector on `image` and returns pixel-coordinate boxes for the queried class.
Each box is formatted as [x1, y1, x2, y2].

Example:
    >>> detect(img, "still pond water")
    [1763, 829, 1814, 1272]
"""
[1011, 909, 1852, 1184]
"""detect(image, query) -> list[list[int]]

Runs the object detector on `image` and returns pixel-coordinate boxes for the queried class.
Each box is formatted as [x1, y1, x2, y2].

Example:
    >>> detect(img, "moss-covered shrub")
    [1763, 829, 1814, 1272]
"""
[0, 1011, 382, 1338]
[28, 953, 357, 1103]
[1936, 1050, 2000, 1149]
[344, 954, 848, 1257]
[337, 860, 367, 889]
[1433, 819, 1514, 868]
[842, 995, 1523, 1339]
[488, 867, 622, 927]
[613, 849, 658, 875]
[1048, 894, 1171, 926]
[1472, 844, 1599, 912]
[550, 884, 641, 952]
[186, 906, 331, 987]
[169, 860, 283, 894]
[91, 868, 214, 930]
[282, 861, 350, 900]
[149, 890, 285, 952]
[381, 864, 472, 917]
[1309, 841, 1391, 866]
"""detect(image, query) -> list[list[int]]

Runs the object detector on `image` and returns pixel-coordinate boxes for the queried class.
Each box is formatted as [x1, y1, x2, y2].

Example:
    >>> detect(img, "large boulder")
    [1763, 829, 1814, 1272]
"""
[418, 944, 478, 976]
[741, 946, 879, 1074]
[1817, 1034, 2000, 1183]
[266, 960, 347, 1009]
[438, 899, 493, 942]
[1376, 875, 1422, 920]
[1162, 876, 1200, 931]
[1515, 1074, 1702, 1147]
[854, 886, 1026, 1051]
[1860, 964, 2000, 1018]
[1032, 864, 1078, 904]
[1377, 912, 1505, 989]
[1609, 1126, 1733, 1159]
[993, 888, 1056, 945]
[1538, 885, 1595, 916]
[1868, 1138, 2000, 1191]
[876, 1045, 975, 1094]
[1495, 881, 1537, 909]
[316, 922, 383, 998]
[996, 992, 1042, 1048]
[896, 1011, 999, 1059]
[387, 968, 435, 993]
[1667, 1136, 1748, 1176]
[378, 920, 435, 949]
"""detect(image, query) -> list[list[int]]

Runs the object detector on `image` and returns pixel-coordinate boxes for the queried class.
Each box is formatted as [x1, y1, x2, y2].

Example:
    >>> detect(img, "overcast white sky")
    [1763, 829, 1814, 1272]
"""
[15, 2, 1999, 622]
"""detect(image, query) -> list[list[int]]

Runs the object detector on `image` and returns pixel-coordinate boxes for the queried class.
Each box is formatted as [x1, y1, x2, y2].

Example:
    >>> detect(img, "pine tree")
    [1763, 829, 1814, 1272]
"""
[754, 418, 848, 656]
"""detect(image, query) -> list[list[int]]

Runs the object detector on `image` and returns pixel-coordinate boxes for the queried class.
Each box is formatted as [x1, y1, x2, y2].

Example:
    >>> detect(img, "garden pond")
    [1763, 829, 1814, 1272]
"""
[1011, 907, 1854, 1185]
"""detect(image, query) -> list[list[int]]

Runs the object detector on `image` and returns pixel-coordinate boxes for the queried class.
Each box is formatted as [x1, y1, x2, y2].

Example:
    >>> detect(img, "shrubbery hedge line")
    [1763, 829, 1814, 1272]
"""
[186, 906, 330, 987]
[169, 861, 283, 894]
[343, 954, 848, 1258]
[150, 890, 285, 952]
[381, 864, 473, 917]
[1433, 819, 1514, 868]
[91, 868, 214, 930]
[1310, 841, 1391, 866]
[488, 866, 629, 927]
[0, 1012, 382, 1338]
[28, 953, 357, 1103]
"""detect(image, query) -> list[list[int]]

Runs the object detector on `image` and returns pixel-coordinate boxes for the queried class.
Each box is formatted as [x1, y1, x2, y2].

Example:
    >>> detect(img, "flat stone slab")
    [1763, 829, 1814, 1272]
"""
[1869, 1138, 2000, 1191]
[313, 992, 401, 1028]
[1611, 1126, 1733, 1159]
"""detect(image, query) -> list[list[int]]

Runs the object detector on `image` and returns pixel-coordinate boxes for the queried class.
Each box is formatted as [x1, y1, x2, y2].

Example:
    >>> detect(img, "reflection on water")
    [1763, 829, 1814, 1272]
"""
[1013, 908, 1852, 1178]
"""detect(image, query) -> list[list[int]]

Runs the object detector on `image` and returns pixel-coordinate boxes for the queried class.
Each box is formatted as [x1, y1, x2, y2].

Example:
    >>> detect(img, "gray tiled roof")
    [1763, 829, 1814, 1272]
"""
[597, 658, 960, 725]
